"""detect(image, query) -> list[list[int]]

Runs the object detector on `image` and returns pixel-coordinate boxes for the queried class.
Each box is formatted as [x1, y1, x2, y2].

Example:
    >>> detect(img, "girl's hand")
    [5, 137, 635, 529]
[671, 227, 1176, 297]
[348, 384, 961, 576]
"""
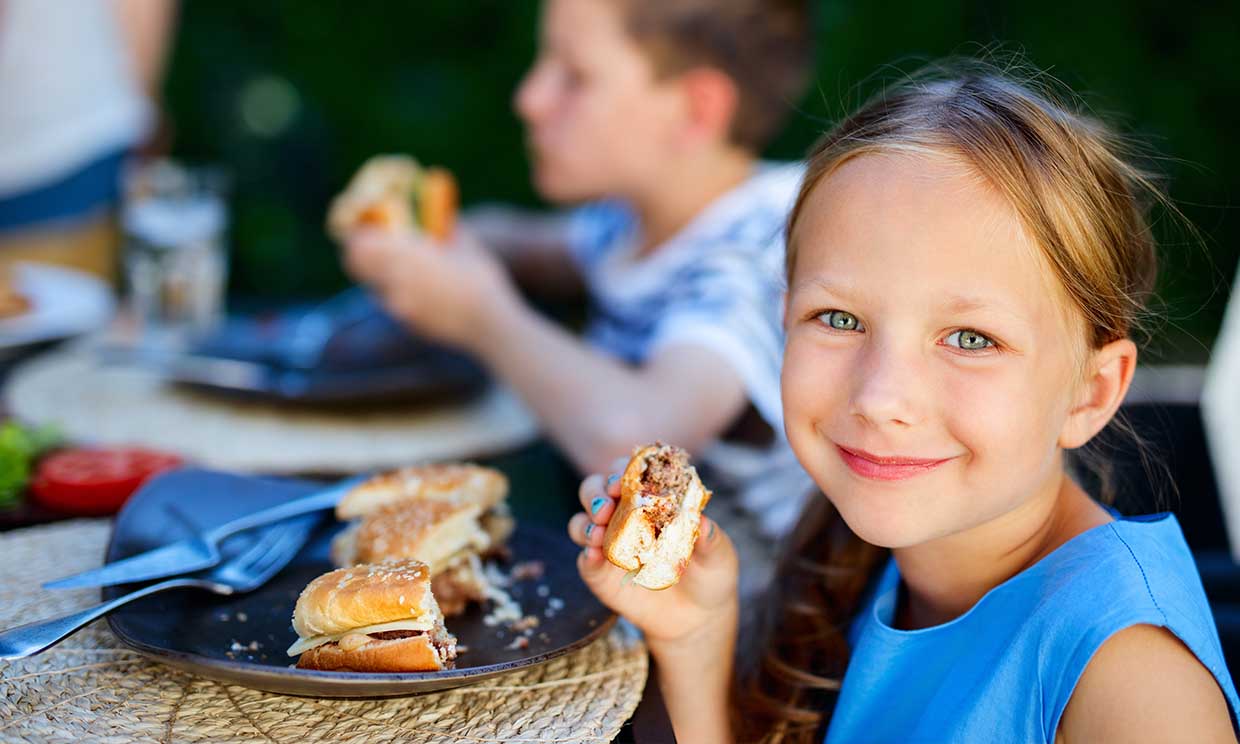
[568, 469, 740, 656]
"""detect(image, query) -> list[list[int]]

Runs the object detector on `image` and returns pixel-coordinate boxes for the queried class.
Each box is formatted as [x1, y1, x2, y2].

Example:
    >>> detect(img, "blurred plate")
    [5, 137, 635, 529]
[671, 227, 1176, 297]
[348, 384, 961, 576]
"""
[0, 262, 115, 354]
[104, 469, 615, 697]
[110, 346, 487, 407]
[106, 289, 487, 406]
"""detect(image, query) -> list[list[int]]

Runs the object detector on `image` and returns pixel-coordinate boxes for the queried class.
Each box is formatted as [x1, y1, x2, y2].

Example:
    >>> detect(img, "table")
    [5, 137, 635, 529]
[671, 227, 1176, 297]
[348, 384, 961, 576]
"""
[0, 334, 677, 741]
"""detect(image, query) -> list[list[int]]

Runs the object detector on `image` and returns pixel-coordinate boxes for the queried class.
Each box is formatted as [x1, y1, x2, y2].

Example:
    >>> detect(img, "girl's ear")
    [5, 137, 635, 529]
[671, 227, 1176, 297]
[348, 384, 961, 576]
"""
[1059, 338, 1138, 449]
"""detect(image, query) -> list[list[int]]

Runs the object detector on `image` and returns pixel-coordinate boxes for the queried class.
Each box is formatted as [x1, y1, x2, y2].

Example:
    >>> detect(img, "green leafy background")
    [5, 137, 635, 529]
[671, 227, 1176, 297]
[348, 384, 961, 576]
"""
[163, 1, 1238, 362]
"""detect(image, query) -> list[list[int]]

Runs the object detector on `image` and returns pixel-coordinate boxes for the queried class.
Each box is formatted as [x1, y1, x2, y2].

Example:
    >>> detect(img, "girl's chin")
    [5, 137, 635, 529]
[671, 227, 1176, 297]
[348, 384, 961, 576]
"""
[829, 494, 945, 550]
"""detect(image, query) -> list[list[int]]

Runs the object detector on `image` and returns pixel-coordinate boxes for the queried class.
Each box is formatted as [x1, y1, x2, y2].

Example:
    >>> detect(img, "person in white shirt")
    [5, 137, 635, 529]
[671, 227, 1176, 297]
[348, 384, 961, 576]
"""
[0, 0, 176, 280]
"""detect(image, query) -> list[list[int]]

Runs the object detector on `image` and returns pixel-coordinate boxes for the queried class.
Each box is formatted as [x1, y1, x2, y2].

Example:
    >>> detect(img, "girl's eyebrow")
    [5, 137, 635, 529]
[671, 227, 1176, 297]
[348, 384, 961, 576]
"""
[940, 294, 1032, 328]
[942, 295, 996, 314]
[788, 276, 859, 299]
[790, 279, 1030, 325]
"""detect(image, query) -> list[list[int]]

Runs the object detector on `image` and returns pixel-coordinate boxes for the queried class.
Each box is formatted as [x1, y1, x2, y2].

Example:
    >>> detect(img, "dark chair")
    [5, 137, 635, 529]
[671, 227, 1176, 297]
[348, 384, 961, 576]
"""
[1097, 367, 1240, 686]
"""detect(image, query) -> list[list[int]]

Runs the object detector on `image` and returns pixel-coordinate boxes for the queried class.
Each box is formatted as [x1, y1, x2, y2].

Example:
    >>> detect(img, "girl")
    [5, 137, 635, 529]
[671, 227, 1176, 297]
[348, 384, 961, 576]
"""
[569, 60, 1240, 743]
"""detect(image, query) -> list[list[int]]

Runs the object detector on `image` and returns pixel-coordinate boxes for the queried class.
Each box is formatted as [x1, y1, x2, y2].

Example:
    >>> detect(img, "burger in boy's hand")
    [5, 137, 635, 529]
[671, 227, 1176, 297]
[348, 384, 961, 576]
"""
[327, 155, 458, 242]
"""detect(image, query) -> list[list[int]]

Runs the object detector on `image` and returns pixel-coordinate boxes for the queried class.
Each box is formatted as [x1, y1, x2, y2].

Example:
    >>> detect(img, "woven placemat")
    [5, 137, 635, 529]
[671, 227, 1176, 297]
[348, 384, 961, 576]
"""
[3, 344, 540, 474]
[0, 521, 647, 744]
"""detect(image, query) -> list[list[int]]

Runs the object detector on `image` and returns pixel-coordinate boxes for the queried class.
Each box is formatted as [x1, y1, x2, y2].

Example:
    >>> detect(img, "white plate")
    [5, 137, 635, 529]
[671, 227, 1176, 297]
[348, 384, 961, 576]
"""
[0, 262, 115, 352]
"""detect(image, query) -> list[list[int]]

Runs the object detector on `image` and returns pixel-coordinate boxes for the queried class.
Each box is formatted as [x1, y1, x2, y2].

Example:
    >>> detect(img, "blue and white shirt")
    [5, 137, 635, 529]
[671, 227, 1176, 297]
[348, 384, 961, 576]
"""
[568, 161, 814, 537]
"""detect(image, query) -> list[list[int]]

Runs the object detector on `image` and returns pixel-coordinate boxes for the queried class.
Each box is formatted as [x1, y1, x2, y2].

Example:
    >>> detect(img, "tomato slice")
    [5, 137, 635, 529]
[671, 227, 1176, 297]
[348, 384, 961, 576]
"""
[30, 448, 184, 516]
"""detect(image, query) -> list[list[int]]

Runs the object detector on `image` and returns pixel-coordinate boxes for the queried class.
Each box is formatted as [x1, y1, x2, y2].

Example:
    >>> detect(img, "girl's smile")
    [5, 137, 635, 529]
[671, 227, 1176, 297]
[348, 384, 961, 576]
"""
[835, 444, 960, 481]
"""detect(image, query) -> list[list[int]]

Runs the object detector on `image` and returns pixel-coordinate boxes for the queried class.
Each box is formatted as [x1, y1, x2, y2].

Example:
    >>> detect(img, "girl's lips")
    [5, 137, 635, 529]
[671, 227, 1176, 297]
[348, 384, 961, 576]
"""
[836, 445, 956, 481]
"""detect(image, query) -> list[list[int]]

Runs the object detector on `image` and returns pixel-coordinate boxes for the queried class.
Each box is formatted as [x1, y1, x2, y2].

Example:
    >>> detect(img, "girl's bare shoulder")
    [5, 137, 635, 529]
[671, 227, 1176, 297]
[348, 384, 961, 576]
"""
[1057, 623, 1236, 744]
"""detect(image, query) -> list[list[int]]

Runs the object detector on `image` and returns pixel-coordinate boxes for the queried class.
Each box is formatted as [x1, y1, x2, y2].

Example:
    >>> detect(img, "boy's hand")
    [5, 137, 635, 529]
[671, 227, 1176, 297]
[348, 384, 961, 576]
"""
[341, 225, 518, 350]
[568, 468, 740, 658]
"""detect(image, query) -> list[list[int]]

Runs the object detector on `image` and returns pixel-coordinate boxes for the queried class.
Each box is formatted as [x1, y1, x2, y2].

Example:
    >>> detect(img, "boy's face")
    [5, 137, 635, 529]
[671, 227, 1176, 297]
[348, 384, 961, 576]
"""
[515, 0, 686, 203]
[781, 153, 1094, 551]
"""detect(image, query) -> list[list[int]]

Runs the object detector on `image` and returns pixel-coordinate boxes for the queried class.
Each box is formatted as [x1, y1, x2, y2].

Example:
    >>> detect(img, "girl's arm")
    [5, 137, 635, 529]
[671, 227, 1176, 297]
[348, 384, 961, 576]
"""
[571, 476, 742, 743]
[1056, 624, 1236, 743]
[649, 620, 738, 743]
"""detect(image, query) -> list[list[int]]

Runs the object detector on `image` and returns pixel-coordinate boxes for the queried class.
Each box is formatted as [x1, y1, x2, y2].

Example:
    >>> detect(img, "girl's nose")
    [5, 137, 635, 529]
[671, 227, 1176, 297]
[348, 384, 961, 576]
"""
[849, 340, 924, 429]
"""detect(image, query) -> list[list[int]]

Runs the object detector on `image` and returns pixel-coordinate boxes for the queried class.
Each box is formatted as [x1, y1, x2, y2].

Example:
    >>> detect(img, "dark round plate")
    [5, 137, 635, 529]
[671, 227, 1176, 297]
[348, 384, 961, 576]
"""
[103, 469, 615, 697]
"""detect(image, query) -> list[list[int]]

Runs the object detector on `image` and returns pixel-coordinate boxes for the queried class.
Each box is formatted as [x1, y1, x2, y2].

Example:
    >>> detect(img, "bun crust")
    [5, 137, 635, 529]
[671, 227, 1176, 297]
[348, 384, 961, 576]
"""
[326, 155, 458, 243]
[352, 500, 487, 569]
[296, 633, 451, 672]
[418, 167, 458, 240]
[292, 560, 438, 639]
[603, 444, 711, 590]
[326, 155, 421, 241]
[336, 463, 508, 520]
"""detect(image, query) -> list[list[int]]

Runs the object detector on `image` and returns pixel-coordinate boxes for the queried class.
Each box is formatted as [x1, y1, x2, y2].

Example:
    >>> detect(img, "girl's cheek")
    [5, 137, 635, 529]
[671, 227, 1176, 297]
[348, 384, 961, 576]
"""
[782, 335, 854, 427]
[935, 360, 1043, 470]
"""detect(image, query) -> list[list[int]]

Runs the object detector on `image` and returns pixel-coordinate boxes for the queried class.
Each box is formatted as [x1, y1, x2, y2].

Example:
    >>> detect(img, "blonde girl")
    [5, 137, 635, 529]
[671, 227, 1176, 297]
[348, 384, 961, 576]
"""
[569, 60, 1240, 743]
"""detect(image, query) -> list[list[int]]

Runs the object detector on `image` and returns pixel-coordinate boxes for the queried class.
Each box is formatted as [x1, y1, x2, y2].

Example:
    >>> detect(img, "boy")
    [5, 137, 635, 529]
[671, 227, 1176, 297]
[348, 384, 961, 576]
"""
[343, 0, 815, 593]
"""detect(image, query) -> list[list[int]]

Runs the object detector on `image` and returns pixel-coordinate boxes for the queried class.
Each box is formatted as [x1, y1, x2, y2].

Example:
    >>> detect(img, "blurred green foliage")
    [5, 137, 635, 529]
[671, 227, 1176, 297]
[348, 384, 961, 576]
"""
[163, 0, 1237, 361]
[0, 421, 61, 508]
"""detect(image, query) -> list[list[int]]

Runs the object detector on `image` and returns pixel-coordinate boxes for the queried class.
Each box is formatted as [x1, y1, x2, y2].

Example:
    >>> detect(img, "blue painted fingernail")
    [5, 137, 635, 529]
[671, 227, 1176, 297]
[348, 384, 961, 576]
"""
[585, 524, 594, 537]
[590, 497, 607, 515]
[606, 474, 619, 487]
[708, 522, 716, 539]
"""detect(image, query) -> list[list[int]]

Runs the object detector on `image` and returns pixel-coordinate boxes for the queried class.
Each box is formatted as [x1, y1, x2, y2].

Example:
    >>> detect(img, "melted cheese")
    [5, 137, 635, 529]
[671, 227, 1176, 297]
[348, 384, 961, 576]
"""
[286, 618, 435, 656]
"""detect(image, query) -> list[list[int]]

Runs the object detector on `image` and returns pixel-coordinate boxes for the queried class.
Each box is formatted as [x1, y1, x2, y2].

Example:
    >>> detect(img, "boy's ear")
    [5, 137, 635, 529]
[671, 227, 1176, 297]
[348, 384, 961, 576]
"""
[1059, 338, 1138, 449]
[677, 67, 740, 146]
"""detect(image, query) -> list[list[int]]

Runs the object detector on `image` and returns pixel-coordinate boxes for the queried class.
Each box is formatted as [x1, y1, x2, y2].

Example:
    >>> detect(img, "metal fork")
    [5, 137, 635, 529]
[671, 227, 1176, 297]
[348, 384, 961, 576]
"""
[44, 475, 363, 590]
[0, 516, 316, 660]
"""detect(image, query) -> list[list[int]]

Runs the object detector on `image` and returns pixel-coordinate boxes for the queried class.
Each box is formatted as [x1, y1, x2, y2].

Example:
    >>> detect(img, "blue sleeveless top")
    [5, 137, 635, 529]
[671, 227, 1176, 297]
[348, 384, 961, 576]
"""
[824, 514, 1240, 743]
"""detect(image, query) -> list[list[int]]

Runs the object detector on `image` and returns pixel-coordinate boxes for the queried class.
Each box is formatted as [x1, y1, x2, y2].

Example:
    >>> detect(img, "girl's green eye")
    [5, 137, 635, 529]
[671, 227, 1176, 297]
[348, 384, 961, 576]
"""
[819, 310, 862, 331]
[946, 329, 994, 351]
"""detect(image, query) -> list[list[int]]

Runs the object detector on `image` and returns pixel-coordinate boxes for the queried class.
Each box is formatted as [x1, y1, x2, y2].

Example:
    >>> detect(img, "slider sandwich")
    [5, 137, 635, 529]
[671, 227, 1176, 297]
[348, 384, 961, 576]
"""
[327, 154, 458, 242]
[331, 464, 514, 616]
[288, 559, 457, 672]
[603, 443, 712, 590]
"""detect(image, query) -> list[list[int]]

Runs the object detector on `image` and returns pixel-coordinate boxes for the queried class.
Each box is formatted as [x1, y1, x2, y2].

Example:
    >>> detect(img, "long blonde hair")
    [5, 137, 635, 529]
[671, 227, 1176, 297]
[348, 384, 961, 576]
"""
[734, 58, 1173, 743]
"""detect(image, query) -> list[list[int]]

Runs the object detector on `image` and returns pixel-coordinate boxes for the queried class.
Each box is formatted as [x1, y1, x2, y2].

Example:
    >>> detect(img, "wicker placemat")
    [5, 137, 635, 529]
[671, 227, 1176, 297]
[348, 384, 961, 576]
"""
[3, 344, 540, 474]
[0, 521, 647, 744]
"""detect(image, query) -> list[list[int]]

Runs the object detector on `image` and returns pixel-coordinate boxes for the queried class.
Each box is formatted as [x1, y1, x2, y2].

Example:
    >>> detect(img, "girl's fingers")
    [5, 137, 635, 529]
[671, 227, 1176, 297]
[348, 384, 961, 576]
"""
[578, 473, 619, 524]
[695, 515, 717, 549]
[568, 513, 590, 546]
[587, 489, 615, 525]
[690, 515, 733, 564]
[577, 474, 604, 512]
[567, 512, 608, 547]
[577, 544, 608, 576]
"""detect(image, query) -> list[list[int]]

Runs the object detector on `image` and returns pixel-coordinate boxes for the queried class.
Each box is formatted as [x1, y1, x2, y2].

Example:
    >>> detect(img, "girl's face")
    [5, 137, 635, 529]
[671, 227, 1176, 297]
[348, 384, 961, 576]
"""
[782, 152, 1091, 549]
[514, 0, 684, 203]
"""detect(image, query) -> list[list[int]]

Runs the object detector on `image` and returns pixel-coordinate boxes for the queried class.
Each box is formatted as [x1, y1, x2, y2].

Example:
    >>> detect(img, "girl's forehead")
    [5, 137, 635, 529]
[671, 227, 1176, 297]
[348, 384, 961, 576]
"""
[789, 152, 1081, 331]
[793, 153, 1034, 281]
